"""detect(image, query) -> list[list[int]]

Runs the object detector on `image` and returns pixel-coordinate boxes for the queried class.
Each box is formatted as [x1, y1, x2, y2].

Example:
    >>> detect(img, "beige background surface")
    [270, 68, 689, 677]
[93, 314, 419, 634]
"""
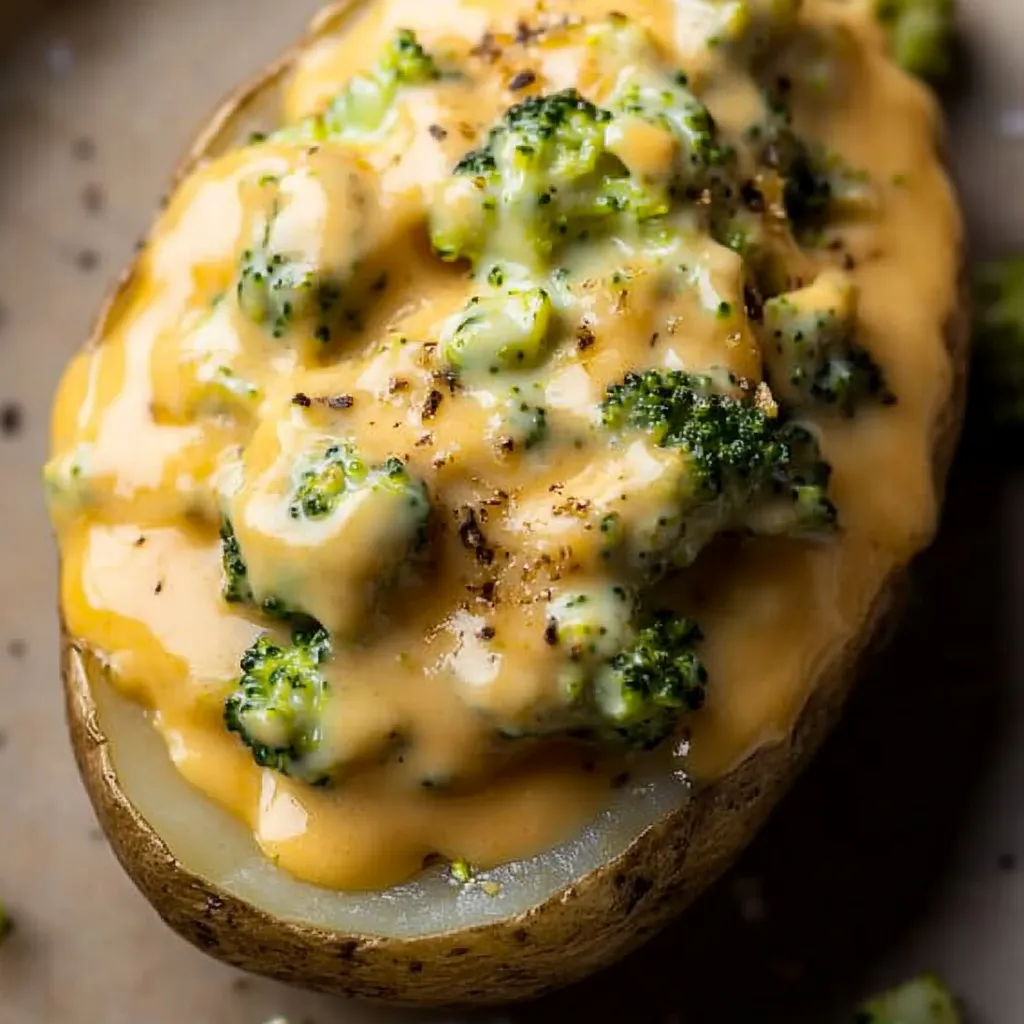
[0, 2, 1022, 1022]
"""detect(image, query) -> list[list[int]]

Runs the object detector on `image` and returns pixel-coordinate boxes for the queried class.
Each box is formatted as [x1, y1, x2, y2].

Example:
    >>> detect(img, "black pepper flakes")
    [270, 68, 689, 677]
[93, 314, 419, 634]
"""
[543, 621, 559, 646]
[154, 581, 164, 595]
[422, 389, 444, 420]
[327, 394, 354, 410]
[470, 31, 502, 61]
[458, 508, 494, 565]
[428, 124, 448, 142]
[515, 19, 542, 43]
[576, 322, 596, 351]
[291, 392, 312, 408]
[509, 69, 537, 92]
[477, 626, 496, 641]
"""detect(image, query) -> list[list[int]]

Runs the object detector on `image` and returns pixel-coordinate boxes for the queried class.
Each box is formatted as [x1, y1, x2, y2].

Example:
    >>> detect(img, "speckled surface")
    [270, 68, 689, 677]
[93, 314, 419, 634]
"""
[0, 2, 1022, 1022]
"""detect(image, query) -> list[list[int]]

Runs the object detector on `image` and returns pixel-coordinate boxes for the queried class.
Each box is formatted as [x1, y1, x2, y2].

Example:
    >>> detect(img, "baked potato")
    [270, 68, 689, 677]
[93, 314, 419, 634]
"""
[50, 0, 966, 1007]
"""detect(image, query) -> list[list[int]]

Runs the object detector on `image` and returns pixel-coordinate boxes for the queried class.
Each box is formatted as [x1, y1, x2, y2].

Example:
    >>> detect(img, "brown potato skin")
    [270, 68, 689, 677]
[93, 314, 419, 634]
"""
[59, 3, 971, 1008]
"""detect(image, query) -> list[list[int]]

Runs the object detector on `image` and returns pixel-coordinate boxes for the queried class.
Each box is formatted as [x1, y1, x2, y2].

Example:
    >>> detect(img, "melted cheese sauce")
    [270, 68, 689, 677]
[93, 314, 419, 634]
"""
[48, 0, 960, 891]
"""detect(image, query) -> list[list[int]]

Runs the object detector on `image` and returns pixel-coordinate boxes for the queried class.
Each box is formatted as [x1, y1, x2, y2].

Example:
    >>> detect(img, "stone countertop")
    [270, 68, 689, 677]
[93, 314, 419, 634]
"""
[0, 2, 1022, 1022]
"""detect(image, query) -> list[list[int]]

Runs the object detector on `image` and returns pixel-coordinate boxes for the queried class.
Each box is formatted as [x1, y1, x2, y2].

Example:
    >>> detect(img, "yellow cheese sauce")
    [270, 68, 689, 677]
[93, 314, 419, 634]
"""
[48, 0, 960, 891]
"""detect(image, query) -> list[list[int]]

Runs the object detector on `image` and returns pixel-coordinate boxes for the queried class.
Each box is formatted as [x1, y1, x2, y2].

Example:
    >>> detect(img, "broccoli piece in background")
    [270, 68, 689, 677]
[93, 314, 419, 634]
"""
[225, 627, 336, 785]
[276, 29, 441, 143]
[543, 587, 707, 750]
[442, 289, 554, 374]
[972, 256, 1024, 427]
[874, 0, 955, 82]
[698, 0, 803, 59]
[750, 103, 832, 235]
[855, 974, 961, 1024]
[761, 271, 888, 413]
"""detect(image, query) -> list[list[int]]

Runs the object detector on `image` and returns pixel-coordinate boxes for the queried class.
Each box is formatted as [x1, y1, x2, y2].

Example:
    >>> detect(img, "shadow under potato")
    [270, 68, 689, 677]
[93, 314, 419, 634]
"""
[525, 442, 1012, 1023]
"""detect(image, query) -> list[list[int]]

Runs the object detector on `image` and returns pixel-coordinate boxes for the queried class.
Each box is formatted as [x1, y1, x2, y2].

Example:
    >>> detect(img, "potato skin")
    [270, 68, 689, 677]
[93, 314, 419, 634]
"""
[59, 2, 970, 1008]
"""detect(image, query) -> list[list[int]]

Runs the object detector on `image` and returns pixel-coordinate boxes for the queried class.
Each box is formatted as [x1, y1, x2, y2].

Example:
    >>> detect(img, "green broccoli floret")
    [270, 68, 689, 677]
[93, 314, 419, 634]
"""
[504, 383, 549, 450]
[600, 370, 836, 567]
[762, 273, 888, 413]
[542, 587, 707, 750]
[224, 626, 335, 784]
[220, 519, 252, 604]
[972, 256, 1024, 427]
[596, 613, 707, 748]
[750, 106, 831, 235]
[697, 0, 803, 58]
[236, 243, 341, 340]
[430, 89, 665, 267]
[276, 29, 441, 143]
[289, 446, 428, 529]
[441, 288, 554, 374]
[613, 76, 729, 177]
[224, 437, 430, 635]
[219, 519, 295, 618]
[874, 0, 955, 82]
[855, 974, 961, 1024]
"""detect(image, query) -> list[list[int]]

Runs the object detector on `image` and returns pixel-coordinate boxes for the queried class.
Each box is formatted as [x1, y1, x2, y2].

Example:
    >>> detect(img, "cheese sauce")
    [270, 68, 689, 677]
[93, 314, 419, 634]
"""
[48, 0, 960, 891]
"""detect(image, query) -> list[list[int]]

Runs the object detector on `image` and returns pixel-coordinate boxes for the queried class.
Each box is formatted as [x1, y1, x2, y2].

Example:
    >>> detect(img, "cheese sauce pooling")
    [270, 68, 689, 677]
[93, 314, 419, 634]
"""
[48, 0, 959, 891]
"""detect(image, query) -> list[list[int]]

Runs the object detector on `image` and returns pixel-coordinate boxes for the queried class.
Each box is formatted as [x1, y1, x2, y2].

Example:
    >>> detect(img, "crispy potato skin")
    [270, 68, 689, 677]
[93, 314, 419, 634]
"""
[59, 1, 970, 1008]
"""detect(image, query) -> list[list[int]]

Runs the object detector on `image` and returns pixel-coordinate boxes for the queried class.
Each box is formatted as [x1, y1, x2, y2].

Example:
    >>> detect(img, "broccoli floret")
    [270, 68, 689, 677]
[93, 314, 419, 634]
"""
[234, 157, 379, 343]
[875, 0, 955, 82]
[762, 272, 888, 413]
[225, 627, 336, 784]
[225, 433, 430, 636]
[972, 256, 1024, 427]
[442, 288, 554, 374]
[698, 0, 803, 58]
[431, 89, 666, 267]
[855, 974, 961, 1024]
[289, 446, 428, 528]
[219, 520, 295, 617]
[596, 613, 707, 748]
[542, 587, 707, 750]
[599, 370, 835, 567]
[613, 76, 729, 177]
[276, 29, 440, 143]
[744, 421, 837, 535]
[751, 109, 831, 234]
[504, 383, 549, 450]
[236, 244, 341, 340]
[220, 519, 253, 604]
